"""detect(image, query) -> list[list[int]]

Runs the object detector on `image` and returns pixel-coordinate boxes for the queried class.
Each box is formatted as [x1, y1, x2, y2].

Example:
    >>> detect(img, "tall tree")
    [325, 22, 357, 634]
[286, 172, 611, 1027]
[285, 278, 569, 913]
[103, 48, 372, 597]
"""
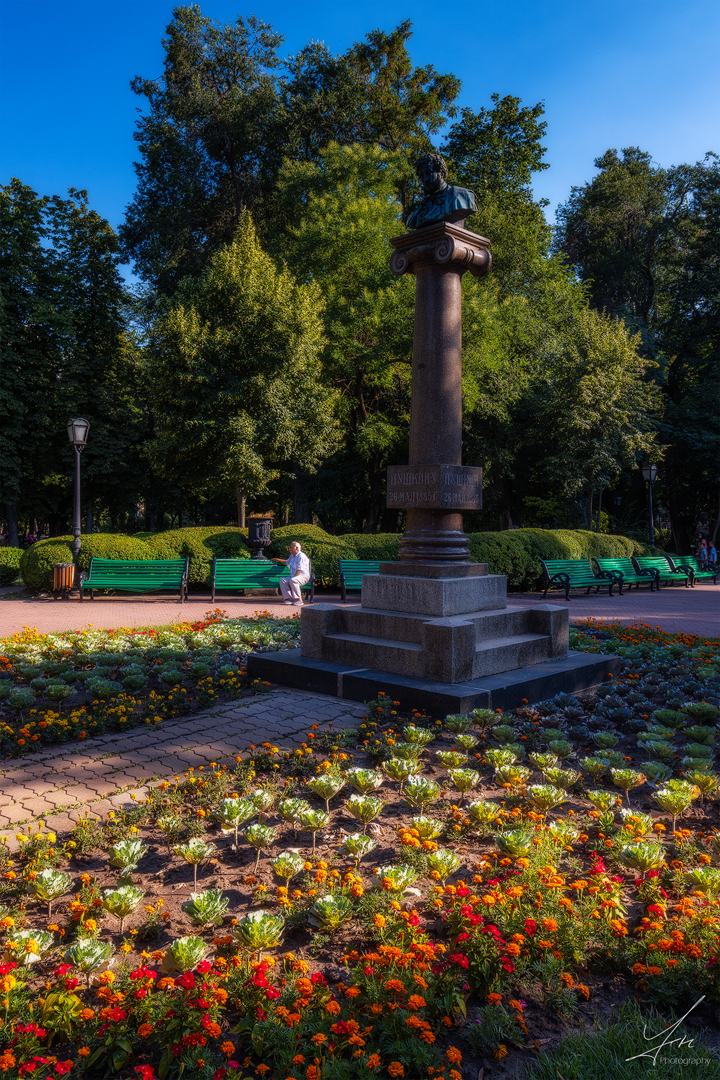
[275, 142, 414, 531]
[555, 148, 720, 547]
[121, 5, 284, 293]
[146, 212, 340, 526]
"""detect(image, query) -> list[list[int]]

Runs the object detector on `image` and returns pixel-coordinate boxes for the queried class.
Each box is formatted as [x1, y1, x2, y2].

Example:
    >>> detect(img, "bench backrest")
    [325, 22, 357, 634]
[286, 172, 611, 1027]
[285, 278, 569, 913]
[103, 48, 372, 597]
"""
[668, 555, 705, 571]
[633, 556, 673, 570]
[540, 559, 596, 579]
[593, 558, 637, 573]
[339, 559, 381, 582]
[87, 558, 187, 581]
[213, 558, 288, 583]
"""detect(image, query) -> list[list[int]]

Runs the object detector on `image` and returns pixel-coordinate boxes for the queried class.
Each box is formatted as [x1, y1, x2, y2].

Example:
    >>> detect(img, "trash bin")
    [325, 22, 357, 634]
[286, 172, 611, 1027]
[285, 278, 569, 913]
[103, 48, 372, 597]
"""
[53, 563, 75, 597]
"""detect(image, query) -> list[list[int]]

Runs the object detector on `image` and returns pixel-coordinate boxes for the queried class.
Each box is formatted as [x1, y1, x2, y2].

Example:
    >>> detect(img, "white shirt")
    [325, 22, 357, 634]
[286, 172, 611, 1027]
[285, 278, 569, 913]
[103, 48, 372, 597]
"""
[287, 550, 311, 578]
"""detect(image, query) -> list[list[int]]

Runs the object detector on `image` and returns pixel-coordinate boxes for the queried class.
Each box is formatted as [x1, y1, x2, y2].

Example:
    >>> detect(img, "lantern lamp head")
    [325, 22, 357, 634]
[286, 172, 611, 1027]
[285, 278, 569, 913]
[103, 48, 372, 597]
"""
[67, 418, 90, 447]
[640, 463, 658, 484]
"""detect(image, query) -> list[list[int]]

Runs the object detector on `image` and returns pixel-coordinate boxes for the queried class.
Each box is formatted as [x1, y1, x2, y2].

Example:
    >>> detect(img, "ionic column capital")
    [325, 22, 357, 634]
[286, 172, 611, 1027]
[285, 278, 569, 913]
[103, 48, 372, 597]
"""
[390, 221, 492, 278]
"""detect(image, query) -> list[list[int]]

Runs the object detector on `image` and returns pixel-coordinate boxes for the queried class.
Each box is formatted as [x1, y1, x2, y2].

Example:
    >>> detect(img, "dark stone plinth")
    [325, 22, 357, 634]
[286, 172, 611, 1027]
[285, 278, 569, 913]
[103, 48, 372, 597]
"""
[378, 562, 487, 578]
[246, 649, 621, 714]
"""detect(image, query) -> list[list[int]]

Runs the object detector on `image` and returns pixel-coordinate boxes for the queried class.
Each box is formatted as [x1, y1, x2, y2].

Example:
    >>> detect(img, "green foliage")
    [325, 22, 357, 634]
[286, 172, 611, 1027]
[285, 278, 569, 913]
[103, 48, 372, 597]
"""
[147, 214, 340, 521]
[19, 535, 151, 590]
[0, 546, 22, 586]
[145, 527, 249, 585]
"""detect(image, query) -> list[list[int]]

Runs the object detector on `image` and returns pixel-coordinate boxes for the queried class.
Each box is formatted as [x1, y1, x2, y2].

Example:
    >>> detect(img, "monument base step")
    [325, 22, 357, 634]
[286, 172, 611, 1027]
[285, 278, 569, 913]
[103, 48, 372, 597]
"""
[246, 649, 622, 714]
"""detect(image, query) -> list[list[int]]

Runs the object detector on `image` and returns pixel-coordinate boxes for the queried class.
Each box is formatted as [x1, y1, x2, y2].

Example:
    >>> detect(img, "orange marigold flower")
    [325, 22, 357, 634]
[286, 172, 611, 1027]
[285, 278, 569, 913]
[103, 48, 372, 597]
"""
[326, 1000, 341, 1014]
[406, 994, 426, 1010]
[221, 1042, 235, 1056]
[137, 1023, 153, 1038]
[367, 1053, 381, 1068]
[77, 1049, 90, 1058]
[388, 1064, 405, 1078]
[541, 918, 558, 932]
[345, 986, 360, 998]
[576, 984, 590, 1000]
[493, 1044, 508, 1060]
[311, 1033, 327, 1044]
[446, 1046, 462, 1064]
[487, 992, 503, 1005]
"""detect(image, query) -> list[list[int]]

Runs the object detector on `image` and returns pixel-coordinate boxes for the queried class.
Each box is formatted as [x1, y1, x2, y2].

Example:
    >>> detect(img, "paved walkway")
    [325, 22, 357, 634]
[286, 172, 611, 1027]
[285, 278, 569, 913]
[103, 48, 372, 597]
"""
[1, 584, 718, 640]
[508, 584, 720, 639]
[0, 689, 366, 846]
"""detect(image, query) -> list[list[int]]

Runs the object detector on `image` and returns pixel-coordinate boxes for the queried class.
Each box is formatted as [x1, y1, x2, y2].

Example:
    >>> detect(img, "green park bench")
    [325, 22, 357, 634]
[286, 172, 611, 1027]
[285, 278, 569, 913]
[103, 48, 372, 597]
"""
[593, 557, 657, 594]
[665, 554, 718, 586]
[632, 555, 692, 587]
[540, 558, 616, 601]
[211, 558, 315, 603]
[338, 559, 381, 602]
[80, 558, 189, 603]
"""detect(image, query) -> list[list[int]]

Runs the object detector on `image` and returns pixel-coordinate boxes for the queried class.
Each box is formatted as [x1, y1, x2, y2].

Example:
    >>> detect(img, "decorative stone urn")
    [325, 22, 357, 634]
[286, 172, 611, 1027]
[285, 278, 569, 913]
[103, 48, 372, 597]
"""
[247, 516, 273, 559]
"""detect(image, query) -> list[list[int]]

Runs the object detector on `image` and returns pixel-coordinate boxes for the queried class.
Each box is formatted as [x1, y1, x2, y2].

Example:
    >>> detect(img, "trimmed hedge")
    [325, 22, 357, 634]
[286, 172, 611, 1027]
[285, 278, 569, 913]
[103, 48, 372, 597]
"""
[268, 525, 357, 588]
[17, 525, 660, 593]
[19, 535, 154, 591]
[0, 547, 23, 587]
[145, 527, 249, 586]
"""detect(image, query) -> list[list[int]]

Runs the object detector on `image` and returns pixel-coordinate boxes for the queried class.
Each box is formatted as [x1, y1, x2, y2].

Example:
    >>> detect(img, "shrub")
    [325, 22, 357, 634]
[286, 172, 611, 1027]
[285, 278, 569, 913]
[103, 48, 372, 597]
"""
[268, 525, 358, 588]
[0, 547, 23, 587]
[342, 534, 401, 562]
[20, 535, 153, 591]
[145, 527, 249, 587]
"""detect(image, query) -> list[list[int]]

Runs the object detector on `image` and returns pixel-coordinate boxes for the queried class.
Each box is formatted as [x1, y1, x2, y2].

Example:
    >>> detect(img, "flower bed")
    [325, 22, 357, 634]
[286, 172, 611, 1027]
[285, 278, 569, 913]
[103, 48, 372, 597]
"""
[0, 620, 719, 1078]
[0, 612, 299, 757]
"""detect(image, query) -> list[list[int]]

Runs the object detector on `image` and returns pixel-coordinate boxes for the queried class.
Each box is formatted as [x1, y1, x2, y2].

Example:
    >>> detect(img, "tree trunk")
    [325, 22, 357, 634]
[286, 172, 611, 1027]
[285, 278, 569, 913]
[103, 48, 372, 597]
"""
[4, 503, 19, 547]
[587, 471, 594, 531]
[293, 477, 312, 524]
[234, 482, 246, 528]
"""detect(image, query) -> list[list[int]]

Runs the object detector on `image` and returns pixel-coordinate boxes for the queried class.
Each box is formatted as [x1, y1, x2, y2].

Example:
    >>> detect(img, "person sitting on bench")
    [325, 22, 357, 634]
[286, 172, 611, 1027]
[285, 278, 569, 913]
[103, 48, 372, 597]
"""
[272, 542, 311, 607]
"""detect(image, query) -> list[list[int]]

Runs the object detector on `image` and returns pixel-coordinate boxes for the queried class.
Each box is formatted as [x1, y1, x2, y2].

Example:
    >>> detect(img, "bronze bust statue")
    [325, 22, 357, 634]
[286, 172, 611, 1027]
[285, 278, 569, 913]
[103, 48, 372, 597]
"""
[406, 152, 477, 230]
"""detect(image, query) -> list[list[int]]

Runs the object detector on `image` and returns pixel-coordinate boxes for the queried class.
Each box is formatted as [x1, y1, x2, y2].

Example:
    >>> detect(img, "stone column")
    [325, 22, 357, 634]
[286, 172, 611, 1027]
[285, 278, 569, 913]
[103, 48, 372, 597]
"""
[388, 221, 491, 567]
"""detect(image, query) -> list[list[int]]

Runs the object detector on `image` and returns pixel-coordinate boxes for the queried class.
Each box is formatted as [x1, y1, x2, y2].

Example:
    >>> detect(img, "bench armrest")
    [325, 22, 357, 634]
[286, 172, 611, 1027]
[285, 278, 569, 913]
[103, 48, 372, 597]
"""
[546, 572, 570, 585]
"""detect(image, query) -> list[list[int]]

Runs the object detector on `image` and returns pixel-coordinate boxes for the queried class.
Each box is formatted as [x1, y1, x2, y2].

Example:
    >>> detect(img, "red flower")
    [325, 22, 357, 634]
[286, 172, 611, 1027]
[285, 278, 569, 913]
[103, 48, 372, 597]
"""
[197, 961, 212, 974]
[311, 972, 326, 985]
[135, 1068, 156, 1080]
[524, 919, 537, 936]
[55, 1065, 74, 1076]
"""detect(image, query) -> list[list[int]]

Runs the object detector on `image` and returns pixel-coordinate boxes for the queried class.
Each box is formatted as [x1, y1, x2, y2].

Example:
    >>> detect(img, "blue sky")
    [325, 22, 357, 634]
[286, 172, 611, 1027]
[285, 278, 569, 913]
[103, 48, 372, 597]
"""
[2, 0, 719, 282]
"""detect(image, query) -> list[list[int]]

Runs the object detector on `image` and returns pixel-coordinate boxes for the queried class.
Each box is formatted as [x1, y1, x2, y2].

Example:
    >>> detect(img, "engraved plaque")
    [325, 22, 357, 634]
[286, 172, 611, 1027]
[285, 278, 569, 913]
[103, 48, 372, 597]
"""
[386, 465, 482, 510]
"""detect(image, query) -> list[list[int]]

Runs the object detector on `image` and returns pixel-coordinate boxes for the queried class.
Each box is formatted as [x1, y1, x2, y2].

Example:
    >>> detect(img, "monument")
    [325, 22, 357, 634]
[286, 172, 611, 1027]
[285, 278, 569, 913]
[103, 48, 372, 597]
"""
[248, 154, 619, 710]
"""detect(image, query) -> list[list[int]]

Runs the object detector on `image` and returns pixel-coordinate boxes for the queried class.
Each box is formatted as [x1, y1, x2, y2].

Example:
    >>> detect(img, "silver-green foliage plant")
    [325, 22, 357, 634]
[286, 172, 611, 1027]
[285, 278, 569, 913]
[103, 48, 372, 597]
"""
[529, 753, 560, 774]
[402, 724, 434, 746]
[444, 713, 472, 733]
[250, 789, 275, 817]
[109, 839, 148, 879]
[163, 936, 209, 973]
[587, 790, 621, 812]
[411, 816, 444, 840]
[404, 776, 440, 810]
[684, 867, 720, 897]
[6, 929, 55, 966]
[306, 772, 346, 812]
[494, 829, 533, 858]
[345, 795, 383, 834]
[374, 864, 418, 893]
[436, 750, 469, 770]
[216, 798, 256, 846]
[102, 885, 145, 934]
[174, 838, 217, 890]
[543, 767, 579, 791]
[494, 764, 532, 791]
[491, 725, 516, 746]
[236, 911, 284, 958]
[448, 768, 480, 803]
[345, 768, 383, 794]
[580, 757, 609, 779]
[243, 824, 276, 873]
[466, 800, 501, 827]
[455, 733, 479, 754]
[299, 809, 329, 855]
[65, 939, 114, 987]
[485, 748, 517, 768]
[525, 784, 567, 815]
[28, 869, 72, 916]
[611, 768, 647, 808]
[382, 757, 422, 789]
[342, 833, 377, 866]
[426, 848, 461, 883]
[391, 742, 424, 762]
[618, 842, 666, 875]
[181, 889, 229, 929]
[271, 852, 306, 882]
[309, 894, 352, 932]
[278, 798, 311, 830]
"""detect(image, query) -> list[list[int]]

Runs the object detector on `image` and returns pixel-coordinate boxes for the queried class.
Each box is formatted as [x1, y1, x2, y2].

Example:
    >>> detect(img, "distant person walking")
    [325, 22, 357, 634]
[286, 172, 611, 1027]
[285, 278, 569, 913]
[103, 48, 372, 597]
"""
[709, 541, 717, 567]
[697, 538, 708, 564]
[272, 541, 310, 606]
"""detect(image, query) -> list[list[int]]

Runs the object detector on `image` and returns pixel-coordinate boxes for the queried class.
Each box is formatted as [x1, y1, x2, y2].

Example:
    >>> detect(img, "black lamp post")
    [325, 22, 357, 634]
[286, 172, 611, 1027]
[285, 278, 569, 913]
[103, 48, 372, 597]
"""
[641, 463, 658, 546]
[67, 418, 90, 581]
